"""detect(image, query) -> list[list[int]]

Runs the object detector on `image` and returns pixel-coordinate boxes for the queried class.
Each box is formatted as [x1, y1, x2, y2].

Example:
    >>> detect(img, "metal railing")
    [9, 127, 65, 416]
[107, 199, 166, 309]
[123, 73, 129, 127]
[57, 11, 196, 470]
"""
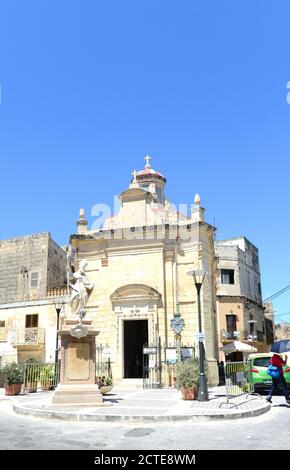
[224, 361, 254, 404]
[96, 345, 113, 383]
[23, 363, 60, 392]
[220, 330, 240, 341]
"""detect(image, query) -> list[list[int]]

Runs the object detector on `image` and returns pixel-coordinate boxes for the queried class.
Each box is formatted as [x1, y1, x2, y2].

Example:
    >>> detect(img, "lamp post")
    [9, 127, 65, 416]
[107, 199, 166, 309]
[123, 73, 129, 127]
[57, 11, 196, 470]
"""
[54, 300, 64, 365]
[187, 270, 209, 402]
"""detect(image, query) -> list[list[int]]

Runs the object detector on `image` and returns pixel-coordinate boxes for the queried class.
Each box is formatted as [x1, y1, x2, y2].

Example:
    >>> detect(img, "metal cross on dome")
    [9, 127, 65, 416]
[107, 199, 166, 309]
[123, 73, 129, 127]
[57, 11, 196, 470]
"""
[144, 155, 152, 168]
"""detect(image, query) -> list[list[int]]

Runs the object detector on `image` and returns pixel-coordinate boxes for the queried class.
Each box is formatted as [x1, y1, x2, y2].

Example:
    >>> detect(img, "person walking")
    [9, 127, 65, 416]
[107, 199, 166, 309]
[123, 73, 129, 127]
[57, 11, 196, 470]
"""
[218, 361, 226, 386]
[266, 354, 290, 406]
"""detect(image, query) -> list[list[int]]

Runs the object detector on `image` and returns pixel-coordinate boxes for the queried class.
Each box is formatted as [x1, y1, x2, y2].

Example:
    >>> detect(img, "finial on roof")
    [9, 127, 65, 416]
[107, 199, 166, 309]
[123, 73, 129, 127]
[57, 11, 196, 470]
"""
[77, 208, 88, 234]
[194, 194, 201, 205]
[131, 169, 138, 183]
[144, 155, 152, 169]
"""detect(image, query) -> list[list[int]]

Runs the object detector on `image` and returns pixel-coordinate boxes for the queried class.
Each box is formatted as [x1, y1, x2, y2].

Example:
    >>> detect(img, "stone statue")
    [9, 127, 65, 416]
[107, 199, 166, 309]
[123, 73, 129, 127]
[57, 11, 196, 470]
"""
[70, 260, 94, 318]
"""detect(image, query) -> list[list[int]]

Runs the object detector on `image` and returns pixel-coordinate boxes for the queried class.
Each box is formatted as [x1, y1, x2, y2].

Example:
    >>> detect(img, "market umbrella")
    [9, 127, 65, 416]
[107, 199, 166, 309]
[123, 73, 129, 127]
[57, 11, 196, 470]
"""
[219, 341, 257, 353]
[270, 340, 290, 354]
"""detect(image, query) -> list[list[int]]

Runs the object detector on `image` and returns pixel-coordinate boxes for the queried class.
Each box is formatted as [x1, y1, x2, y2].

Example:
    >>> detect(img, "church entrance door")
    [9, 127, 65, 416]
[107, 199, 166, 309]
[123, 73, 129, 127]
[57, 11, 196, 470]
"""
[124, 320, 148, 379]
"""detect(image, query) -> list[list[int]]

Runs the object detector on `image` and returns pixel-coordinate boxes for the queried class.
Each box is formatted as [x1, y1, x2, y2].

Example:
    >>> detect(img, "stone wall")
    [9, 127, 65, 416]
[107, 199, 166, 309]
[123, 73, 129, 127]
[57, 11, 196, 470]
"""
[47, 238, 67, 289]
[0, 233, 49, 304]
[0, 233, 67, 305]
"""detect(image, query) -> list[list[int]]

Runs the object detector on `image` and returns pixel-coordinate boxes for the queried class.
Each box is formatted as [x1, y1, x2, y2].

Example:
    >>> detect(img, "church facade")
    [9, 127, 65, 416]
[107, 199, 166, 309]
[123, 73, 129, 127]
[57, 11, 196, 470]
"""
[69, 157, 219, 384]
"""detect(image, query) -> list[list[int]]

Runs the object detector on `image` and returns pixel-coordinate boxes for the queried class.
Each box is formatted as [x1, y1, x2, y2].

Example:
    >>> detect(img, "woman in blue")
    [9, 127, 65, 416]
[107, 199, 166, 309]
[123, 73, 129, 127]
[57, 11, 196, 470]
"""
[266, 354, 290, 405]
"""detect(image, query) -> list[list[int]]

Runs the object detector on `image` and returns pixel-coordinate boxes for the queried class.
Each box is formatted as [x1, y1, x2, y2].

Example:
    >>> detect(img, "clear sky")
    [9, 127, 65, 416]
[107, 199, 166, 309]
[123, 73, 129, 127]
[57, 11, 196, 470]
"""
[0, 1, 290, 322]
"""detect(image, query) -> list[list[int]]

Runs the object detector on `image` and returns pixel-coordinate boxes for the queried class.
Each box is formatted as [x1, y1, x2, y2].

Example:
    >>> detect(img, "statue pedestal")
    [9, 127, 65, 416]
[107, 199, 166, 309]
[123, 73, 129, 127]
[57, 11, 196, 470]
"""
[53, 384, 103, 406]
[52, 321, 104, 407]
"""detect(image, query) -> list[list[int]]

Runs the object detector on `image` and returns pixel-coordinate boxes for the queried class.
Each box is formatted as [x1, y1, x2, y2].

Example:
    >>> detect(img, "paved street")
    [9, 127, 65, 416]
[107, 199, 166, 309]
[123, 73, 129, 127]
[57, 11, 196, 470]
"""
[0, 395, 289, 450]
[11, 388, 270, 421]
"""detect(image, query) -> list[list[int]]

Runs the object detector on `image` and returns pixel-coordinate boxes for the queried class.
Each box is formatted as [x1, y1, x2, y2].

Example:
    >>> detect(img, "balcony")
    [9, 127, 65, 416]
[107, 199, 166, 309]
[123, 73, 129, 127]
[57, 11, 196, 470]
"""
[220, 330, 241, 342]
[11, 328, 45, 347]
[245, 330, 265, 343]
[220, 329, 265, 344]
[47, 285, 68, 298]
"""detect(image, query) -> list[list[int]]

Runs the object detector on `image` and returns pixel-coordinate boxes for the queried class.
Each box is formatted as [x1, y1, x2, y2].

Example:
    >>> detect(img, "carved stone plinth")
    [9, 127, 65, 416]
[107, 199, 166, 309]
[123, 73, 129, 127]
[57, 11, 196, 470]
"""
[52, 320, 104, 406]
[52, 384, 103, 406]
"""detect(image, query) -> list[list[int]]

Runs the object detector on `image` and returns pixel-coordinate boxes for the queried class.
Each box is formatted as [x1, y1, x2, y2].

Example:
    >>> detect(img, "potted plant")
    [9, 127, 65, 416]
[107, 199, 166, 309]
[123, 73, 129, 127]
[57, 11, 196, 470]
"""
[175, 357, 200, 400]
[96, 376, 113, 395]
[39, 364, 55, 391]
[1, 362, 24, 396]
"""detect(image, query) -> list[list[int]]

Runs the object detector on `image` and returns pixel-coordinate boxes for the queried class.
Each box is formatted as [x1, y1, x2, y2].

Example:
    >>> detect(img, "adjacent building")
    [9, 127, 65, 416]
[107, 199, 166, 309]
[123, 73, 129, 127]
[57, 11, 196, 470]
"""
[216, 237, 268, 361]
[0, 233, 67, 364]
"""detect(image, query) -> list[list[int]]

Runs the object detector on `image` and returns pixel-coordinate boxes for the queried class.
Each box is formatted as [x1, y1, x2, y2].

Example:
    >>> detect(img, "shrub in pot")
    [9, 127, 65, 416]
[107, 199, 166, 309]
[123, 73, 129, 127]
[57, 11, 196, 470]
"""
[175, 357, 199, 400]
[96, 376, 113, 395]
[1, 362, 24, 396]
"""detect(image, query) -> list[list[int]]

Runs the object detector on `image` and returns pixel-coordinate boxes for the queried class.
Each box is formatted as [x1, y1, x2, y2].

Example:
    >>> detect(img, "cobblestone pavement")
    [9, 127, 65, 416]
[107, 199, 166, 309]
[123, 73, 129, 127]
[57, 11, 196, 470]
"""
[0, 394, 289, 450]
[1, 387, 269, 422]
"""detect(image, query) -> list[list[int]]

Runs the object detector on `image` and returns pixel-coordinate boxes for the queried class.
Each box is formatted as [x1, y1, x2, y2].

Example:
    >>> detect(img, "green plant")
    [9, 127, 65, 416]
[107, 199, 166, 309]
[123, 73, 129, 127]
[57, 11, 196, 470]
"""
[1, 362, 24, 385]
[104, 377, 113, 386]
[175, 357, 199, 390]
[39, 364, 55, 384]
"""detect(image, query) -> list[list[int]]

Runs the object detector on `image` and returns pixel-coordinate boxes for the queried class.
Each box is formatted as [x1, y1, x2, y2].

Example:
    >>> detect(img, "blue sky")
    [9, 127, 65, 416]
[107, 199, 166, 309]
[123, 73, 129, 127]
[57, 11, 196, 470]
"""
[0, 1, 290, 321]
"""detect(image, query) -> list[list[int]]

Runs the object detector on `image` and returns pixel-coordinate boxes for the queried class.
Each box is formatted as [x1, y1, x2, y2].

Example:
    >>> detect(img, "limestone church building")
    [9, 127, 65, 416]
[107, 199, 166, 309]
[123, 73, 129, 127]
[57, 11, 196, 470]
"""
[3, 157, 269, 387]
[70, 157, 218, 384]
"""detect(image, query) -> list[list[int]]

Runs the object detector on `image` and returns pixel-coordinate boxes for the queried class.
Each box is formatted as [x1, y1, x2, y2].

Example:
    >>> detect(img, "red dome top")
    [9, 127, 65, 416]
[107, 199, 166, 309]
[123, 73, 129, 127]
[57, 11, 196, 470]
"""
[135, 156, 166, 182]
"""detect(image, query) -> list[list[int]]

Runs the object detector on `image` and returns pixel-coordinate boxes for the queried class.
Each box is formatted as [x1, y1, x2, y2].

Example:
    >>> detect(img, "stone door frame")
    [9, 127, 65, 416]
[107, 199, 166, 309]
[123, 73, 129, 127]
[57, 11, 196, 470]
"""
[111, 284, 162, 378]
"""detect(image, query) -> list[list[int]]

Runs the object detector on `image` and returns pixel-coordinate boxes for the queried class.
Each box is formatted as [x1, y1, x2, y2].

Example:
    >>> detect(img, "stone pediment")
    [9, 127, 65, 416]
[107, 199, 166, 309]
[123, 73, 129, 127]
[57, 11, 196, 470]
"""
[111, 284, 162, 306]
[119, 187, 153, 203]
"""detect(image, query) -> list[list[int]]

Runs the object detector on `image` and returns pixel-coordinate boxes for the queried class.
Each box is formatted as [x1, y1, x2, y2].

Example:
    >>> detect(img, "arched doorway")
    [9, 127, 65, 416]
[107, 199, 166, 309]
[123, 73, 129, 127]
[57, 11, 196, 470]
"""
[111, 284, 162, 379]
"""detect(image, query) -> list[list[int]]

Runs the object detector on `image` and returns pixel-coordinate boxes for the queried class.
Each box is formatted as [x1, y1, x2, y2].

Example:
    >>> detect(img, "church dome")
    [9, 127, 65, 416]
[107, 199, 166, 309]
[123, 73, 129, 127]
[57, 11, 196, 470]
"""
[131, 156, 166, 204]
[134, 156, 166, 183]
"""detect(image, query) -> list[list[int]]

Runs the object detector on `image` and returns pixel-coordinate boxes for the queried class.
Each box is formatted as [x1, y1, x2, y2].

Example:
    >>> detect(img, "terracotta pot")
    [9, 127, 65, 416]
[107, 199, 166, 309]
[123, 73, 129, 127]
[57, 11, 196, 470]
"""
[182, 387, 198, 400]
[99, 386, 113, 395]
[5, 384, 22, 396]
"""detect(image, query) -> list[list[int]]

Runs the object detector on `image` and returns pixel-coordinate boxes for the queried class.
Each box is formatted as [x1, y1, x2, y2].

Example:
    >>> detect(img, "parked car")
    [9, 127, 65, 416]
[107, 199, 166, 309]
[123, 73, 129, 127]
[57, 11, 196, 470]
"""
[247, 353, 290, 393]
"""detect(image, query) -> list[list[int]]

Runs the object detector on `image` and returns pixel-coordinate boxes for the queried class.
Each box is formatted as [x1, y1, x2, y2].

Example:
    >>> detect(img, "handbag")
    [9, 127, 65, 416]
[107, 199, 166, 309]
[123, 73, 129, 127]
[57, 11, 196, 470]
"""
[267, 365, 281, 379]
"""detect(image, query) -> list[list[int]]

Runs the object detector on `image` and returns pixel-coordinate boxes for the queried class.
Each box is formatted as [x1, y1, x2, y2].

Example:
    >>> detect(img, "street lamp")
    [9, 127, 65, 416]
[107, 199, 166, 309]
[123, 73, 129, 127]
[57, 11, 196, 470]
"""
[187, 270, 209, 402]
[53, 300, 64, 365]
